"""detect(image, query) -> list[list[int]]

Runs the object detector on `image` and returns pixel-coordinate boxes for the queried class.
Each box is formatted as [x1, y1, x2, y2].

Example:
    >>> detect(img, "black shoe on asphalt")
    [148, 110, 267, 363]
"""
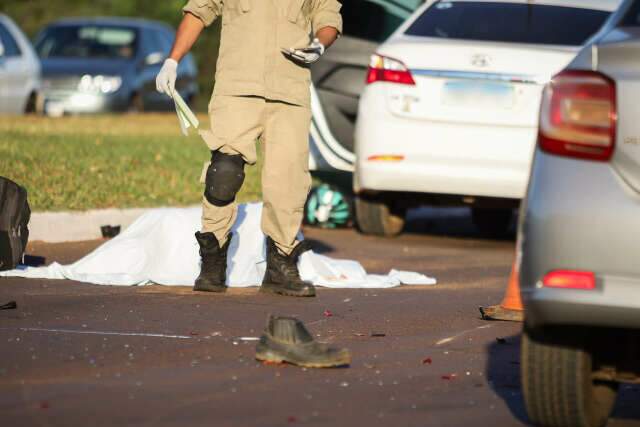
[255, 315, 351, 368]
[193, 231, 230, 293]
[260, 237, 316, 297]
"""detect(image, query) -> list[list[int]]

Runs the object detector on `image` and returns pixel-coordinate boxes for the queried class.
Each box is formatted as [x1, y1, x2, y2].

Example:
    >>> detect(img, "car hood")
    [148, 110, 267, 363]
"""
[40, 58, 132, 78]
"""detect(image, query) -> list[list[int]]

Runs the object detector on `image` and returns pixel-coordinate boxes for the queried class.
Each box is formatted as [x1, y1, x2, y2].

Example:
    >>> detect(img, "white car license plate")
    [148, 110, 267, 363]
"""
[441, 80, 515, 109]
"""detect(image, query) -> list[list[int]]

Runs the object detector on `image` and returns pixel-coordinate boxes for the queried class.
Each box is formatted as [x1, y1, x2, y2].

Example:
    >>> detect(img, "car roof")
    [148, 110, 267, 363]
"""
[432, 0, 622, 12]
[44, 17, 173, 33]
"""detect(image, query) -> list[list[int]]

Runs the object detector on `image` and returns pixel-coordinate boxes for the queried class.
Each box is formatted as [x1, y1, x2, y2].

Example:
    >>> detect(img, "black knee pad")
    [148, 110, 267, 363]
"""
[204, 151, 246, 207]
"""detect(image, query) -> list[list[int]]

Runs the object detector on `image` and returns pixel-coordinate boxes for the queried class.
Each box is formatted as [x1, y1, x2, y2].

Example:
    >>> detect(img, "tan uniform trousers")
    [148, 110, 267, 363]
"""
[200, 95, 312, 255]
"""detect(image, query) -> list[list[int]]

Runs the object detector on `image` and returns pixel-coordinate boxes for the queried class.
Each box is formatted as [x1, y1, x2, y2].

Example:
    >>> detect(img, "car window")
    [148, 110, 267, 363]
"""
[342, 0, 423, 42]
[621, 1, 640, 26]
[155, 30, 174, 55]
[0, 23, 22, 57]
[36, 25, 139, 59]
[405, 1, 610, 46]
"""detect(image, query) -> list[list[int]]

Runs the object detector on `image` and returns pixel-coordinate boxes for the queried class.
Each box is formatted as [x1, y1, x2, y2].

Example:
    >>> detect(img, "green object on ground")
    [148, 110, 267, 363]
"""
[305, 184, 351, 228]
[0, 115, 262, 211]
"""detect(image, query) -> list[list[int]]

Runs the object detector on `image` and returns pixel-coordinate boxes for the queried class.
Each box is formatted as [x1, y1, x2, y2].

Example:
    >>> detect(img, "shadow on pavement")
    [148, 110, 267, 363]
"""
[301, 237, 334, 254]
[486, 333, 529, 425]
[404, 207, 517, 242]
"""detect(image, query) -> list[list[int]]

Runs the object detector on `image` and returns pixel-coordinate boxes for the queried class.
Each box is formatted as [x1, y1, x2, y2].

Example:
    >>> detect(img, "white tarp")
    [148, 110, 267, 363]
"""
[1, 204, 436, 288]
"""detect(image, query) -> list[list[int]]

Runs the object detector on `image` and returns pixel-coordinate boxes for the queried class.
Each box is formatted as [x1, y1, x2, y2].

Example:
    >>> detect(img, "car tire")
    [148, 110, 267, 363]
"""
[128, 93, 144, 113]
[24, 91, 38, 114]
[521, 326, 618, 427]
[471, 207, 512, 237]
[355, 195, 405, 237]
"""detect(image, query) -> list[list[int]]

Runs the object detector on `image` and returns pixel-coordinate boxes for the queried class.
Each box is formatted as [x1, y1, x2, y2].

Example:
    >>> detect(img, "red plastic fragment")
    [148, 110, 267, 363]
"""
[323, 310, 333, 317]
[422, 357, 432, 365]
[441, 374, 457, 380]
[189, 331, 199, 336]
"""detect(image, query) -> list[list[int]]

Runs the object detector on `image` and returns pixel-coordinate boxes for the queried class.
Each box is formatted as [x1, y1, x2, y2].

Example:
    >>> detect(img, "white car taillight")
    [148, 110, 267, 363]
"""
[366, 54, 416, 86]
[539, 70, 616, 161]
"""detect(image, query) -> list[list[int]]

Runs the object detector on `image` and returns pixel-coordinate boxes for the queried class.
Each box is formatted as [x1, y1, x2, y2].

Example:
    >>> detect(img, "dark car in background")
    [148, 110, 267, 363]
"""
[34, 17, 197, 115]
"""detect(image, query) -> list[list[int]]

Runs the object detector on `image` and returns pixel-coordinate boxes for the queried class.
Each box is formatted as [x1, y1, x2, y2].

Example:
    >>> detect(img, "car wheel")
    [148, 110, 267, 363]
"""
[522, 326, 618, 427]
[355, 195, 405, 237]
[128, 93, 144, 113]
[471, 207, 512, 237]
[24, 92, 38, 114]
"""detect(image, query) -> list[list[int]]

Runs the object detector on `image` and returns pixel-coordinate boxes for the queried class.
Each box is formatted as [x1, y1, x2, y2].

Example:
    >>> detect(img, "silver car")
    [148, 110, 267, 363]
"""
[519, 1, 640, 426]
[0, 15, 41, 114]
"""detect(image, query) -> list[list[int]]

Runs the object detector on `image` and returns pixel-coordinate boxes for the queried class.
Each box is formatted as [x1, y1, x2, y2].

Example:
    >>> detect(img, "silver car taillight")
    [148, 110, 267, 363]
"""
[539, 70, 616, 161]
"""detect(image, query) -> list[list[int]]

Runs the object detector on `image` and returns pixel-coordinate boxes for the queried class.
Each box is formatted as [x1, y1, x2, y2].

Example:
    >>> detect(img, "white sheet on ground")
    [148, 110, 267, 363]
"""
[0, 204, 436, 288]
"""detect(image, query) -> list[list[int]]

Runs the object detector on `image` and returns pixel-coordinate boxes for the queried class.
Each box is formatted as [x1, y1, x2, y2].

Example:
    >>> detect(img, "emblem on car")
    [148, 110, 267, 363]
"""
[471, 54, 491, 68]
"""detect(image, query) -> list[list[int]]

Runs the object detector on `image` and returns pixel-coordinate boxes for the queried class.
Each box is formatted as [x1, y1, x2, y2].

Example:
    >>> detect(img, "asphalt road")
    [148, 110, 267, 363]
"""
[1, 209, 638, 427]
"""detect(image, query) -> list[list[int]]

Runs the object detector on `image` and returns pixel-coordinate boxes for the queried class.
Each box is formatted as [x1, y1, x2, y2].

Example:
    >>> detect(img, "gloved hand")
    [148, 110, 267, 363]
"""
[284, 38, 325, 64]
[156, 58, 178, 97]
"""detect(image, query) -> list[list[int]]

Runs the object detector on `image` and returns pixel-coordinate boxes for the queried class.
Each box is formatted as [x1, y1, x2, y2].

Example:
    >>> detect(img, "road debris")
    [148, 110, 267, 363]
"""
[422, 357, 432, 365]
[0, 301, 17, 310]
[323, 309, 333, 317]
[479, 305, 523, 322]
[371, 332, 386, 337]
[441, 374, 457, 380]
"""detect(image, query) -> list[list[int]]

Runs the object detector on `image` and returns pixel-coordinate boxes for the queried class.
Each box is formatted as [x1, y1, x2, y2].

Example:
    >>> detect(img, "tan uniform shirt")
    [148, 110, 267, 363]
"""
[183, 0, 342, 107]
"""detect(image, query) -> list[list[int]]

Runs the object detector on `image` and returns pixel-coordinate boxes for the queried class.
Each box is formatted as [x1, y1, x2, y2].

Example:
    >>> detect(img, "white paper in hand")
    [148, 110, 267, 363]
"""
[171, 88, 199, 136]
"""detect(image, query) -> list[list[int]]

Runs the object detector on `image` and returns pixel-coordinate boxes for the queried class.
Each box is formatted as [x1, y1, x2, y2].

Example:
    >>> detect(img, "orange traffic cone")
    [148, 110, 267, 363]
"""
[479, 259, 524, 322]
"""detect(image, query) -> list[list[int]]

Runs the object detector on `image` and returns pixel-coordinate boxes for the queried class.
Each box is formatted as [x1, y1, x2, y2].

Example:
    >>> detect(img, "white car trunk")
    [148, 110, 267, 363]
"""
[380, 38, 580, 127]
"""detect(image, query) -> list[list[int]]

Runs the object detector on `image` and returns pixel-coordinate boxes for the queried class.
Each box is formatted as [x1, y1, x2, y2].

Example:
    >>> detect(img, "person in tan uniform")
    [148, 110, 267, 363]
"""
[156, 0, 342, 297]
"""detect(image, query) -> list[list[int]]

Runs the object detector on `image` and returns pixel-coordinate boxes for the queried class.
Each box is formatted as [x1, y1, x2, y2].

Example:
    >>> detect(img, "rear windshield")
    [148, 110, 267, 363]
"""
[405, 1, 611, 46]
[36, 25, 138, 59]
[342, 0, 423, 42]
[621, 1, 640, 26]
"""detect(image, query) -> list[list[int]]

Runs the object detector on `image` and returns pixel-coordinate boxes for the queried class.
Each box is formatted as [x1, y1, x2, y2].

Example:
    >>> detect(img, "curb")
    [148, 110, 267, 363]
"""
[29, 207, 198, 243]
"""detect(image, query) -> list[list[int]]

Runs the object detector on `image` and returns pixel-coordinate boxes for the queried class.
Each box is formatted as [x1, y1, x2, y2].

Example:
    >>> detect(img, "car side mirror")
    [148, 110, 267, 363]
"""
[144, 52, 165, 66]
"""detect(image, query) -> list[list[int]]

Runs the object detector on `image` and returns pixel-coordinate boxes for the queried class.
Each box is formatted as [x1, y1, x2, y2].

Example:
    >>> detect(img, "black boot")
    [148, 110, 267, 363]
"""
[194, 231, 230, 293]
[260, 237, 316, 297]
[255, 315, 351, 368]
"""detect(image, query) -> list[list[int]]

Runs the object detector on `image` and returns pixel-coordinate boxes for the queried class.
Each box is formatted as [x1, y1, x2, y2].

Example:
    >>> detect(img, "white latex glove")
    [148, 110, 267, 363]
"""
[284, 38, 325, 64]
[156, 58, 178, 97]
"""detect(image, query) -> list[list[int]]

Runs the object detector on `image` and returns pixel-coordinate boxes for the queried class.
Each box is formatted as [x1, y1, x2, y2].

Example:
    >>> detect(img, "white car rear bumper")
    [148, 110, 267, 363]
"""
[354, 89, 538, 200]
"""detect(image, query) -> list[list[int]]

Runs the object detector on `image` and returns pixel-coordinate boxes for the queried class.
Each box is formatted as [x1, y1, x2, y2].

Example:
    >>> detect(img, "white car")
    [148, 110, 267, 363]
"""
[353, 0, 621, 236]
[0, 15, 41, 114]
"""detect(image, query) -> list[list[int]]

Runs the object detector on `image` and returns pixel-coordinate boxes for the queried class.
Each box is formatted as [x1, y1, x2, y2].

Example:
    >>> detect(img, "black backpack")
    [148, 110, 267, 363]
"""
[0, 177, 31, 271]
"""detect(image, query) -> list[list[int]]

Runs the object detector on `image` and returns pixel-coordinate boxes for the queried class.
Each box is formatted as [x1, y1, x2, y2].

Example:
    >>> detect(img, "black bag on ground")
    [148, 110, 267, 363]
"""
[0, 177, 30, 271]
